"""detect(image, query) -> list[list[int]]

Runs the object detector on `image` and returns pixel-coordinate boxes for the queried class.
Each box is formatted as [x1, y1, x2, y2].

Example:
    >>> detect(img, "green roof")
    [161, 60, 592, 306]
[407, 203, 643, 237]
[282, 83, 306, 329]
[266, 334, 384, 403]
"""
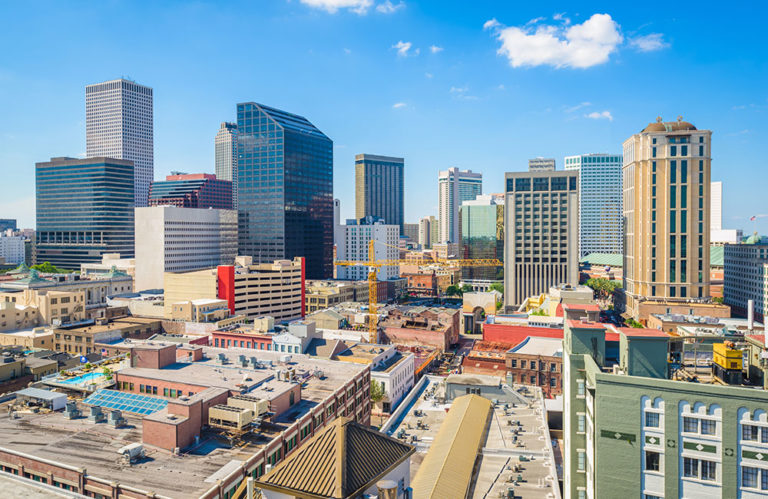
[580, 253, 623, 267]
[743, 233, 768, 245]
[710, 245, 724, 267]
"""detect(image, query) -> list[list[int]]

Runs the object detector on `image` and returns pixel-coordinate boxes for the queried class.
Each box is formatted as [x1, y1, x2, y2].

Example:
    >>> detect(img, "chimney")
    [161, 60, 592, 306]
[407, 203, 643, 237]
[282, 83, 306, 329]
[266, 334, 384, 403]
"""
[376, 480, 397, 499]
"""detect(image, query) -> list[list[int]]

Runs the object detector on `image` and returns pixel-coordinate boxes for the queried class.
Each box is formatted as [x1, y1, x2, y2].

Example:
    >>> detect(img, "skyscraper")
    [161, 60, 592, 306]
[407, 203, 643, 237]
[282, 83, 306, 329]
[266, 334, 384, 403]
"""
[335, 217, 400, 281]
[149, 173, 233, 209]
[236, 103, 333, 279]
[418, 216, 437, 249]
[503, 170, 579, 307]
[86, 79, 153, 207]
[459, 194, 504, 286]
[355, 154, 404, 231]
[215, 122, 238, 205]
[711, 181, 723, 231]
[623, 117, 712, 319]
[564, 153, 623, 256]
[528, 158, 556, 172]
[438, 168, 482, 243]
[35, 157, 135, 268]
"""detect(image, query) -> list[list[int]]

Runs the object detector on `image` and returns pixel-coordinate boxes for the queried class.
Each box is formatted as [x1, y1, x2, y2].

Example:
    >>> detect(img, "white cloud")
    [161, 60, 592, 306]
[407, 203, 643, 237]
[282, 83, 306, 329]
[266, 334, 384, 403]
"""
[628, 33, 669, 52]
[449, 86, 468, 94]
[585, 110, 613, 121]
[564, 101, 591, 113]
[430, 45, 443, 54]
[376, 0, 404, 14]
[392, 102, 407, 108]
[486, 13, 623, 69]
[392, 40, 418, 57]
[553, 12, 570, 24]
[300, 0, 373, 14]
[425, 72, 433, 78]
[449, 85, 478, 100]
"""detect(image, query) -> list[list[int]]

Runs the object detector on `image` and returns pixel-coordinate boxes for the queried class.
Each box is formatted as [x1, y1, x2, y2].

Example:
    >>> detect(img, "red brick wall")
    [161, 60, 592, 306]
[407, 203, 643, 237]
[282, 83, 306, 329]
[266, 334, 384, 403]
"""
[382, 326, 450, 350]
[115, 373, 205, 397]
[461, 357, 506, 376]
[269, 384, 302, 417]
[132, 344, 177, 369]
[483, 324, 563, 346]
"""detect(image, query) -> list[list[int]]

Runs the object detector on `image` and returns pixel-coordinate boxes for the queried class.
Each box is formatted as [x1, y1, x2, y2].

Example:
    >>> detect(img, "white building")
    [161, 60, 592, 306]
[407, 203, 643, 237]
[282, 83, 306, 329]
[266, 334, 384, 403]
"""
[564, 153, 623, 256]
[342, 343, 414, 413]
[335, 217, 399, 281]
[215, 122, 238, 206]
[438, 168, 482, 243]
[418, 216, 436, 250]
[86, 79, 154, 207]
[0, 231, 25, 264]
[710, 181, 743, 244]
[724, 235, 768, 321]
[134, 206, 237, 291]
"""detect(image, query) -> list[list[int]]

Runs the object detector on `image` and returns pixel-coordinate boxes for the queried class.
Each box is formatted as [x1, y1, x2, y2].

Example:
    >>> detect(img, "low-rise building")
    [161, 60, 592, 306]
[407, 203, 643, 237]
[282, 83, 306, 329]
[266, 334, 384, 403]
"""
[304, 280, 368, 314]
[507, 336, 563, 398]
[168, 298, 230, 322]
[80, 252, 136, 281]
[380, 306, 460, 351]
[0, 328, 54, 350]
[53, 317, 161, 355]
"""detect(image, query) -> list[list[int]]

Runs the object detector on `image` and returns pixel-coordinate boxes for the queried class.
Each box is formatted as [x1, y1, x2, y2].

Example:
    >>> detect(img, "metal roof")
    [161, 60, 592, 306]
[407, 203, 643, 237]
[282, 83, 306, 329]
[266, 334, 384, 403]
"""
[15, 387, 67, 402]
[258, 417, 413, 498]
[579, 253, 623, 267]
[710, 245, 724, 267]
[410, 394, 493, 499]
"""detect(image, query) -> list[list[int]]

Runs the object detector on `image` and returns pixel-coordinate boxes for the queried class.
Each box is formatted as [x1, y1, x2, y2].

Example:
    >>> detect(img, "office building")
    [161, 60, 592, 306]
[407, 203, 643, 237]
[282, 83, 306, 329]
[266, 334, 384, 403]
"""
[564, 153, 623, 256]
[86, 79, 153, 207]
[215, 122, 238, 206]
[134, 206, 237, 291]
[710, 181, 743, 244]
[418, 216, 438, 249]
[164, 256, 305, 322]
[335, 217, 400, 281]
[528, 158, 556, 172]
[0, 220, 16, 232]
[503, 170, 579, 307]
[622, 118, 713, 319]
[355, 154, 404, 231]
[35, 157, 134, 269]
[148, 173, 233, 209]
[438, 168, 482, 243]
[236, 103, 333, 279]
[403, 223, 419, 244]
[563, 318, 768, 499]
[459, 194, 504, 285]
[724, 234, 768, 321]
[0, 233, 25, 265]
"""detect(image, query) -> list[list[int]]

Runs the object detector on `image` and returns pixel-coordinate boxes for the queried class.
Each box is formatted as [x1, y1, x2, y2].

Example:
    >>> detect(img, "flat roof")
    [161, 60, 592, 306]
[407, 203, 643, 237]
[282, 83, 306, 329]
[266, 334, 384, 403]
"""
[118, 363, 273, 392]
[617, 327, 670, 338]
[16, 387, 67, 401]
[562, 303, 600, 312]
[445, 374, 502, 386]
[509, 336, 564, 356]
[567, 320, 606, 330]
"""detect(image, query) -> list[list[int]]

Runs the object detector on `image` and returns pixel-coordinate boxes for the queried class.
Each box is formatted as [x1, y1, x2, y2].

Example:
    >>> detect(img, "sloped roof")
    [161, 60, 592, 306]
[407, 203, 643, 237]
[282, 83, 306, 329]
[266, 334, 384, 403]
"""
[411, 394, 493, 499]
[709, 245, 724, 267]
[258, 417, 414, 499]
[7, 263, 30, 275]
[305, 338, 350, 359]
[580, 253, 623, 267]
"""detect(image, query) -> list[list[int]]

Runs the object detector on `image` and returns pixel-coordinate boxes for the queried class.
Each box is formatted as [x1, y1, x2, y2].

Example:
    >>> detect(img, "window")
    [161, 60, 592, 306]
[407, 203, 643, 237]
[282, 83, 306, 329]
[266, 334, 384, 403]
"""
[577, 380, 585, 397]
[645, 451, 660, 472]
[683, 457, 699, 477]
[577, 451, 585, 471]
[743, 466, 759, 488]
[701, 419, 716, 435]
[683, 417, 698, 433]
[645, 412, 660, 428]
[701, 460, 716, 481]
[743, 424, 759, 441]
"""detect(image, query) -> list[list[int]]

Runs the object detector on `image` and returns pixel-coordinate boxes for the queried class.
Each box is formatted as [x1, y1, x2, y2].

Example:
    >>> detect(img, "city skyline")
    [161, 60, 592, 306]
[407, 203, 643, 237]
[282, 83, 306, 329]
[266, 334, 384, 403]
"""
[0, 2, 765, 232]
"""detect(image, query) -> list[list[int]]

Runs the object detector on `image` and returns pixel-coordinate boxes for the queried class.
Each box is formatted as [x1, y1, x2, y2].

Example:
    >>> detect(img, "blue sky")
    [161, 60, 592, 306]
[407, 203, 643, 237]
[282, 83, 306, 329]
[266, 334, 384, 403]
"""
[0, 0, 766, 233]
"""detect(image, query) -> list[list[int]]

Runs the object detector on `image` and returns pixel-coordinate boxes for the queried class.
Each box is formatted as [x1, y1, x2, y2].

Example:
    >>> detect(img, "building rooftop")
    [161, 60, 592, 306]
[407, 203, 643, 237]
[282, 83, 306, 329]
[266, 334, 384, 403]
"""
[445, 373, 502, 386]
[562, 303, 600, 312]
[642, 118, 697, 133]
[509, 336, 564, 356]
[617, 327, 670, 338]
[579, 252, 623, 268]
[567, 320, 606, 330]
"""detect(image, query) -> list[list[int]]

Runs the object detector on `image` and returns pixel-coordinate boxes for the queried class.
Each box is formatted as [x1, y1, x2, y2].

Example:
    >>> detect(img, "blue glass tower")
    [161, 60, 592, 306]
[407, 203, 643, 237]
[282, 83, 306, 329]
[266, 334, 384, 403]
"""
[236, 103, 333, 278]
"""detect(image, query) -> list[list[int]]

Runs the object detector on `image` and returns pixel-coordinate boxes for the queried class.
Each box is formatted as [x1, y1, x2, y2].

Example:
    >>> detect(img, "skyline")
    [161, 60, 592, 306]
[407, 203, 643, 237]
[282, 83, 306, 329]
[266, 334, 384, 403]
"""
[0, 1, 766, 233]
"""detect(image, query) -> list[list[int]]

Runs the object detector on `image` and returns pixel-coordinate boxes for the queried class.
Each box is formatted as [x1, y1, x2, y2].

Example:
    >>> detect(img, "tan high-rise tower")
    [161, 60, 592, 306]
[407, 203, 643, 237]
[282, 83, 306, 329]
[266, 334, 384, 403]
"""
[623, 117, 713, 319]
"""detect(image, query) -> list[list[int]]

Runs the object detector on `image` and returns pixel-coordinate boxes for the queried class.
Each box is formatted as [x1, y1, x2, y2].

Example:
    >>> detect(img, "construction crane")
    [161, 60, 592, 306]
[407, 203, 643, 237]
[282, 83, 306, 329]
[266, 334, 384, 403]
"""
[334, 239, 502, 341]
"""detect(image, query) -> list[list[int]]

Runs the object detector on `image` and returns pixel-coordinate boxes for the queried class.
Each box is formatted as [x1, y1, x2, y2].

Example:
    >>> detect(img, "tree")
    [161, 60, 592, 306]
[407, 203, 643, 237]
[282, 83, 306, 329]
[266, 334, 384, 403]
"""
[31, 261, 70, 274]
[489, 283, 504, 295]
[712, 296, 724, 304]
[586, 278, 622, 304]
[370, 379, 385, 404]
[626, 318, 644, 328]
[460, 284, 474, 294]
[530, 309, 548, 316]
[445, 285, 462, 297]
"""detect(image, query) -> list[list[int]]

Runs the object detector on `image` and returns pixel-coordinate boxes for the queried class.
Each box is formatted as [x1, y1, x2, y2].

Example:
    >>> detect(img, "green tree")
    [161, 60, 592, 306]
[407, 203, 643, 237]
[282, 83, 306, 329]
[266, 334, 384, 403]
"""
[530, 309, 548, 316]
[460, 284, 474, 294]
[586, 278, 622, 303]
[489, 283, 504, 295]
[31, 261, 70, 274]
[626, 318, 644, 328]
[712, 296, 724, 304]
[445, 285, 462, 297]
[370, 379, 385, 404]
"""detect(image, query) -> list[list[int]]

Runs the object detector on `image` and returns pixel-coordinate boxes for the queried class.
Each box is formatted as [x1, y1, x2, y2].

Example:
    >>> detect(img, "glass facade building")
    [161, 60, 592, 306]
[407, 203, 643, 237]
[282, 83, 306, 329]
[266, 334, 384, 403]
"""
[236, 103, 333, 279]
[35, 157, 135, 269]
[354, 154, 404, 231]
[148, 173, 233, 209]
[459, 195, 504, 282]
[564, 154, 623, 257]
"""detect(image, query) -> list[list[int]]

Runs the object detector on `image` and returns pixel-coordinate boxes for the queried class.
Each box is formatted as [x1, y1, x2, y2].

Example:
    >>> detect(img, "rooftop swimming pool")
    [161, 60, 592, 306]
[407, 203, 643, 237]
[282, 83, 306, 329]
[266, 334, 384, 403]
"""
[58, 372, 105, 385]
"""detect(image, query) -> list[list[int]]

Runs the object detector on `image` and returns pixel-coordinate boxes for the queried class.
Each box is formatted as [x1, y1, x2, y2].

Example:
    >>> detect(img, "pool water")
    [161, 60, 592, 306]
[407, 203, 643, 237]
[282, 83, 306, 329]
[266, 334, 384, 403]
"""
[59, 372, 105, 385]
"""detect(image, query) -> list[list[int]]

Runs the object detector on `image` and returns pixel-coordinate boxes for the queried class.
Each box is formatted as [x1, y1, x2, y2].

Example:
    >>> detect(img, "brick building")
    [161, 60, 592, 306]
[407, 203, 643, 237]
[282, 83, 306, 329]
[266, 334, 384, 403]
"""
[506, 336, 563, 398]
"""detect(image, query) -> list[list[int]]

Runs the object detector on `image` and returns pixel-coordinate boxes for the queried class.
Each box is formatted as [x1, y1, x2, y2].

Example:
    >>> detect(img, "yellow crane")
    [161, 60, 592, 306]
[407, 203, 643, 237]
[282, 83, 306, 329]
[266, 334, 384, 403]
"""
[334, 239, 501, 341]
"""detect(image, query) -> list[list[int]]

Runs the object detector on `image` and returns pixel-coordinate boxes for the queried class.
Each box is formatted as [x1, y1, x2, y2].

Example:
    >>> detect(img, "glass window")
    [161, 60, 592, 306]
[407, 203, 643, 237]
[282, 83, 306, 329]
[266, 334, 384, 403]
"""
[683, 417, 698, 433]
[645, 412, 660, 428]
[683, 457, 699, 478]
[701, 460, 716, 481]
[645, 451, 660, 472]
[577, 380, 585, 396]
[743, 466, 758, 488]
[577, 451, 585, 471]
[701, 419, 716, 435]
[743, 425, 759, 441]
[578, 414, 585, 433]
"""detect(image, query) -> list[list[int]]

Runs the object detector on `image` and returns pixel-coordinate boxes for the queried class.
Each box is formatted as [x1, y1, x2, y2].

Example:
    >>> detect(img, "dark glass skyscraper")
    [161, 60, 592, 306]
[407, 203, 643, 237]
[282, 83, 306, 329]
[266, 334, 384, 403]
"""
[236, 103, 333, 278]
[35, 157, 135, 269]
[149, 173, 233, 209]
[355, 154, 404, 231]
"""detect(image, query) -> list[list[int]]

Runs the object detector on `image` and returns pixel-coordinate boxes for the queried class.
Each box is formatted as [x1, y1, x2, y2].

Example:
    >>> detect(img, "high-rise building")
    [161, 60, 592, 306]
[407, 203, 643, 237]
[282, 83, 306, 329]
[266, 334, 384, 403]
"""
[623, 118, 712, 318]
[724, 234, 768, 321]
[335, 217, 400, 281]
[564, 153, 623, 256]
[236, 103, 333, 279]
[355, 154, 404, 231]
[402, 223, 419, 244]
[503, 170, 579, 307]
[134, 206, 238, 291]
[0, 232, 25, 265]
[35, 157, 134, 269]
[562, 318, 768, 499]
[710, 181, 743, 244]
[86, 79, 153, 207]
[148, 173, 233, 209]
[215, 122, 238, 206]
[418, 216, 437, 249]
[438, 168, 482, 243]
[459, 194, 504, 286]
[528, 158, 556, 172]
[0, 220, 17, 232]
